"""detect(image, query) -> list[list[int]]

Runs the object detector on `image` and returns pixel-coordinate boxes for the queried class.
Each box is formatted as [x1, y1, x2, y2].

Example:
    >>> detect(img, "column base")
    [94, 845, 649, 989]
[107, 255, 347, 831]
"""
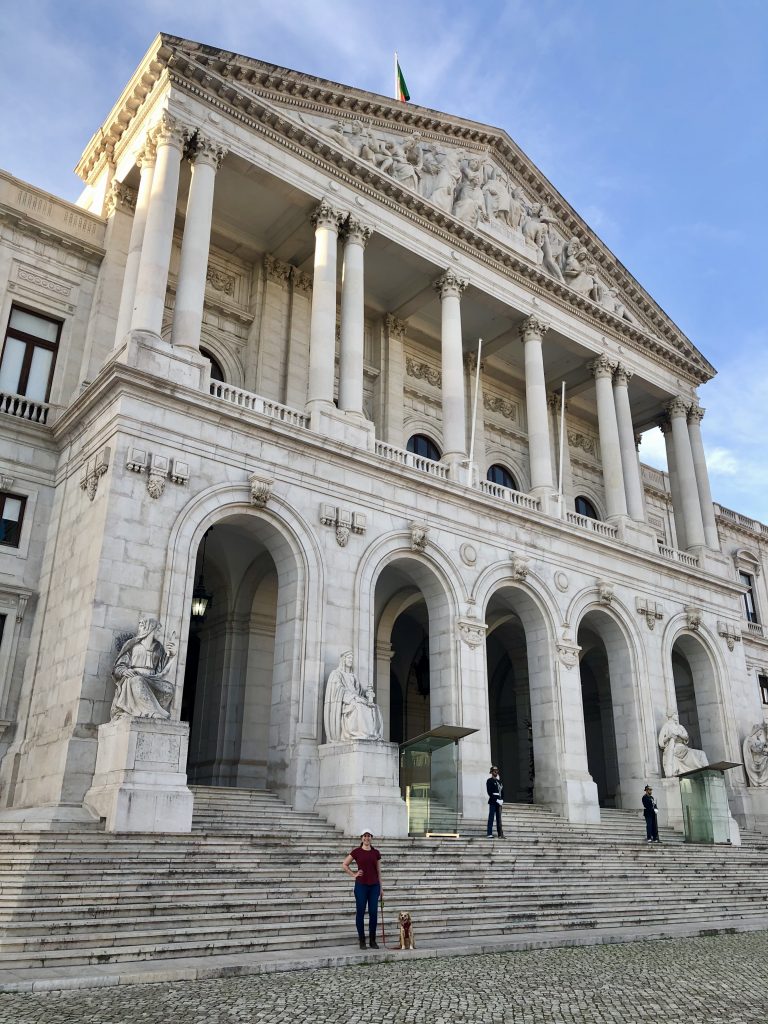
[531, 488, 560, 516]
[316, 740, 408, 838]
[307, 402, 376, 451]
[534, 772, 601, 824]
[84, 718, 193, 834]
[612, 517, 658, 552]
[111, 330, 209, 392]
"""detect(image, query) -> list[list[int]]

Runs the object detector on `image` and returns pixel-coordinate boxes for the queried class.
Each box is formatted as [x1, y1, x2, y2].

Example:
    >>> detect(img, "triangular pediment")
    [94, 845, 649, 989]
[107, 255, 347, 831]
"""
[79, 34, 715, 384]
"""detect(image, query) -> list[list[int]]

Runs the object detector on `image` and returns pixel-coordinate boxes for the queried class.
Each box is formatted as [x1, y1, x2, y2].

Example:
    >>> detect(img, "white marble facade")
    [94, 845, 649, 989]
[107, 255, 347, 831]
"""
[0, 33, 767, 836]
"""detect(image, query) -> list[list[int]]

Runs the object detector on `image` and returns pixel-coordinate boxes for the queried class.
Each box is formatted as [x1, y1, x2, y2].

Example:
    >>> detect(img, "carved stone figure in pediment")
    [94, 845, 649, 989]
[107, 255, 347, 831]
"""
[483, 168, 513, 225]
[453, 158, 488, 226]
[111, 617, 177, 720]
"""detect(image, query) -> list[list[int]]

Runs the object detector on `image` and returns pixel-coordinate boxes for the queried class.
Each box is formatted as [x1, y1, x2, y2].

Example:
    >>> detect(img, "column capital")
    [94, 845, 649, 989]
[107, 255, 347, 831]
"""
[666, 395, 691, 419]
[151, 111, 188, 151]
[293, 269, 313, 294]
[311, 198, 345, 232]
[657, 414, 672, 435]
[105, 180, 137, 216]
[384, 313, 407, 340]
[547, 391, 568, 412]
[613, 363, 633, 387]
[518, 314, 550, 343]
[189, 133, 228, 169]
[263, 253, 293, 285]
[137, 135, 157, 169]
[342, 215, 373, 248]
[688, 402, 705, 424]
[434, 268, 468, 300]
[588, 354, 617, 380]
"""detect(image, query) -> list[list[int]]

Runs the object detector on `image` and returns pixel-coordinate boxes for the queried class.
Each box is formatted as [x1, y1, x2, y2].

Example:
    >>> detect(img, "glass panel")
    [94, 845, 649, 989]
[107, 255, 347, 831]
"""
[400, 734, 460, 836]
[0, 337, 26, 394]
[2, 497, 22, 522]
[10, 308, 59, 343]
[679, 770, 731, 844]
[26, 347, 53, 401]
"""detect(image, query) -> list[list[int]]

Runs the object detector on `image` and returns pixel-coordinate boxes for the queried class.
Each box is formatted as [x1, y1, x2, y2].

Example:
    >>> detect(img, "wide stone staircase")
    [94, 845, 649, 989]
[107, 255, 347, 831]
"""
[0, 785, 767, 972]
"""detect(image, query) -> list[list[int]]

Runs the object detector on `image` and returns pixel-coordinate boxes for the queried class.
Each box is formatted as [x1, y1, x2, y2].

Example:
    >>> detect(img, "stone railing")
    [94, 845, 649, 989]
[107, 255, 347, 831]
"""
[658, 543, 700, 568]
[209, 382, 308, 429]
[374, 441, 449, 479]
[478, 479, 540, 511]
[745, 621, 765, 639]
[714, 503, 768, 538]
[565, 511, 618, 539]
[0, 390, 51, 424]
[0, 169, 106, 250]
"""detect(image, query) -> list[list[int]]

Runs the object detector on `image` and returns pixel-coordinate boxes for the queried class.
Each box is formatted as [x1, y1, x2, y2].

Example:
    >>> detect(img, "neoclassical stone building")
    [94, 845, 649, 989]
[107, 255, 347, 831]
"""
[0, 34, 766, 835]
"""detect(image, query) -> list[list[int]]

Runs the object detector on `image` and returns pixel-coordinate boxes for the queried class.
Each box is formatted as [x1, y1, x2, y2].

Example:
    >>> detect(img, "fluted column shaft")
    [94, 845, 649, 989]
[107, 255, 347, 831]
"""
[307, 200, 343, 409]
[687, 405, 720, 550]
[435, 270, 468, 462]
[613, 365, 646, 521]
[667, 397, 706, 549]
[171, 137, 227, 351]
[130, 113, 187, 335]
[589, 355, 627, 519]
[114, 140, 156, 348]
[338, 217, 371, 414]
[520, 316, 554, 494]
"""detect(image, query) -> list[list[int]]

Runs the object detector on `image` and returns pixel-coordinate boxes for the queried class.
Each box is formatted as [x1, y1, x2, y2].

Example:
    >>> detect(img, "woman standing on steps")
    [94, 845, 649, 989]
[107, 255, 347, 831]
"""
[342, 830, 383, 949]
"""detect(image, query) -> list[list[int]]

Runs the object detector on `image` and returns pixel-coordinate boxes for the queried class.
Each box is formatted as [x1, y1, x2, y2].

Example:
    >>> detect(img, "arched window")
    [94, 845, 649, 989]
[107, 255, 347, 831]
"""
[486, 464, 518, 491]
[575, 495, 599, 520]
[200, 348, 225, 383]
[406, 434, 441, 462]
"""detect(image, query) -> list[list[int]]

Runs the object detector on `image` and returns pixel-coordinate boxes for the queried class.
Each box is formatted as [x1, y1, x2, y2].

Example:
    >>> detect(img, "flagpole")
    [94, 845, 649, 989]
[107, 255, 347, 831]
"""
[467, 337, 482, 487]
[557, 380, 566, 517]
[394, 51, 398, 100]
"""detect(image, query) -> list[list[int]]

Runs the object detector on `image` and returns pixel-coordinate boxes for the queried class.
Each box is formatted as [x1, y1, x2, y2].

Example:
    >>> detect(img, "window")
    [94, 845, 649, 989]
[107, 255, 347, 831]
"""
[740, 571, 758, 624]
[487, 464, 518, 490]
[200, 348, 224, 383]
[0, 493, 26, 547]
[759, 674, 768, 706]
[0, 307, 61, 402]
[406, 434, 441, 462]
[575, 495, 599, 520]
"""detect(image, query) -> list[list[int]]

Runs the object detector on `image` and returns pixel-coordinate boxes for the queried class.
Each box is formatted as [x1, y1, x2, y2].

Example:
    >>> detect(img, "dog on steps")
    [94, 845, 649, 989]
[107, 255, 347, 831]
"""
[398, 911, 415, 950]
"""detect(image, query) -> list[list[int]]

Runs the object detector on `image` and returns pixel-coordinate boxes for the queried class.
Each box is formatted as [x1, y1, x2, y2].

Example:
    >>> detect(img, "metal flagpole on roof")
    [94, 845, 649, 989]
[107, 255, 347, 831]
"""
[557, 380, 566, 517]
[467, 337, 482, 487]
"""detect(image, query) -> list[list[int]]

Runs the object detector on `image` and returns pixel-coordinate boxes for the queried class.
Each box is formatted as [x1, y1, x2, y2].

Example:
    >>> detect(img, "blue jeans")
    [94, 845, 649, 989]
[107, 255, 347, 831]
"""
[354, 881, 380, 939]
[487, 804, 503, 836]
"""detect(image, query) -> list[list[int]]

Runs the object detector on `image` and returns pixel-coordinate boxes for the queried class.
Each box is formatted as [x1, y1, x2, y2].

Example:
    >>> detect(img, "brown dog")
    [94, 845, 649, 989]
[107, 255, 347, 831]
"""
[398, 911, 416, 950]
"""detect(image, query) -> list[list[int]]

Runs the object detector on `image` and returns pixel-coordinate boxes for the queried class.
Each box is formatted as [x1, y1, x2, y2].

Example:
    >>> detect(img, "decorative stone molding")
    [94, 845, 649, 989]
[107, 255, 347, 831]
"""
[136, 135, 157, 168]
[293, 270, 313, 294]
[311, 198, 344, 231]
[320, 504, 366, 547]
[457, 617, 488, 648]
[125, 447, 148, 474]
[484, 394, 517, 421]
[518, 315, 550, 343]
[263, 253, 293, 284]
[170, 459, 190, 486]
[554, 571, 569, 593]
[656, 415, 672, 436]
[1, 476, 13, 490]
[249, 473, 274, 508]
[152, 111, 188, 151]
[189, 134, 228, 169]
[688, 403, 706, 425]
[510, 554, 530, 581]
[206, 265, 235, 296]
[147, 454, 169, 500]
[105, 180, 137, 216]
[15, 594, 29, 623]
[434, 268, 468, 300]
[588, 354, 616, 380]
[717, 621, 742, 652]
[342, 215, 373, 247]
[16, 266, 71, 298]
[685, 605, 703, 631]
[556, 639, 581, 669]
[597, 580, 614, 605]
[406, 356, 441, 388]
[410, 521, 429, 552]
[384, 314, 407, 340]
[636, 597, 663, 630]
[80, 447, 110, 502]
[459, 543, 477, 566]
[666, 395, 691, 419]
[733, 548, 761, 578]
[613, 364, 633, 387]
[568, 430, 596, 456]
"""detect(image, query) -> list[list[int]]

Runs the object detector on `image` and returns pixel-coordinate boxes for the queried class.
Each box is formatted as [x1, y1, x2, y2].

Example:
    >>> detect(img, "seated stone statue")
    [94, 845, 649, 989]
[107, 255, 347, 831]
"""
[323, 651, 383, 743]
[743, 723, 768, 787]
[658, 711, 708, 777]
[111, 616, 177, 720]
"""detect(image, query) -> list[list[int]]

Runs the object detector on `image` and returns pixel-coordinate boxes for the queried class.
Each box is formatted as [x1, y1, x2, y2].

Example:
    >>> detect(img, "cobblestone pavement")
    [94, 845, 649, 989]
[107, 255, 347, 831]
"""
[2, 931, 767, 1024]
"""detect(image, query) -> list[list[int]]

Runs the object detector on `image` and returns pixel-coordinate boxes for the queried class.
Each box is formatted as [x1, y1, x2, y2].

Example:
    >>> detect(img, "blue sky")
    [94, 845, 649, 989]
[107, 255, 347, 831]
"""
[2, 0, 766, 520]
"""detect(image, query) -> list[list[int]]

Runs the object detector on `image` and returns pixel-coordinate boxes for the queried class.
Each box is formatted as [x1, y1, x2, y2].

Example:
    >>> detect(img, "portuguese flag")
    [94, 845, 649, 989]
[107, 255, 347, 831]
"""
[395, 54, 410, 102]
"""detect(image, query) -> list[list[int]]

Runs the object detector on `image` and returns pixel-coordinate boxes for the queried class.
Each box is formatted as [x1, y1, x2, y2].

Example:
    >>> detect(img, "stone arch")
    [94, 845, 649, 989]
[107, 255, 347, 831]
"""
[483, 448, 530, 493]
[572, 484, 606, 521]
[200, 326, 244, 386]
[403, 419, 444, 454]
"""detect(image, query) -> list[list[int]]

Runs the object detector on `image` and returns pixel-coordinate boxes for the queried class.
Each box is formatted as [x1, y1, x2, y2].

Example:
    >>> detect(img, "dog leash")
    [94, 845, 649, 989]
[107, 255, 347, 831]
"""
[378, 891, 399, 951]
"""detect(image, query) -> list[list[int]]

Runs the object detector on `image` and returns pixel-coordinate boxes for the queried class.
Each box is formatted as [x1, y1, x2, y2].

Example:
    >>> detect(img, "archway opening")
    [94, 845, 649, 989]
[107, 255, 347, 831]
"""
[670, 633, 726, 763]
[578, 625, 619, 807]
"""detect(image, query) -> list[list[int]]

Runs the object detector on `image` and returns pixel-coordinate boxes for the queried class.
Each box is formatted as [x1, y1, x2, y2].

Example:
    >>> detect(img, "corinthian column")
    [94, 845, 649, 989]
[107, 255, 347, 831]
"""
[113, 138, 156, 348]
[658, 416, 687, 550]
[612, 365, 646, 522]
[687, 403, 720, 549]
[667, 396, 706, 549]
[338, 216, 372, 415]
[307, 199, 344, 412]
[519, 315, 554, 497]
[130, 113, 187, 336]
[171, 135, 227, 351]
[589, 355, 627, 520]
[434, 269, 469, 469]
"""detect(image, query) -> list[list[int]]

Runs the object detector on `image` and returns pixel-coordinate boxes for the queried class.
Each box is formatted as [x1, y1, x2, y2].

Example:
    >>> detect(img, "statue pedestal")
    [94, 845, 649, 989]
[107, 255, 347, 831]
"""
[658, 776, 684, 830]
[316, 740, 408, 838]
[84, 718, 193, 833]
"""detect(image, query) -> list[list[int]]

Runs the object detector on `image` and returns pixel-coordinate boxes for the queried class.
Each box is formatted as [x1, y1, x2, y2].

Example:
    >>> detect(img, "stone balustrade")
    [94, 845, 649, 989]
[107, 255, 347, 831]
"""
[0, 390, 51, 424]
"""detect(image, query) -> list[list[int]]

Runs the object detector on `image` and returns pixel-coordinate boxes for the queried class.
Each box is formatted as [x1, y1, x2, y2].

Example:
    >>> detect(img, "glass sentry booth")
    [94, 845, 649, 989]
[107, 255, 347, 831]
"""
[399, 726, 477, 837]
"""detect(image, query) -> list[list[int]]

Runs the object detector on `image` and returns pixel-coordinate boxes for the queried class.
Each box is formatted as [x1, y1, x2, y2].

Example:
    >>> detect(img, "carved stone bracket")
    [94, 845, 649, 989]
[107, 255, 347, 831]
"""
[457, 618, 488, 648]
[597, 580, 614, 605]
[80, 447, 110, 502]
[126, 447, 189, 497]
[410, 521, 429, 552]
[249, 473, 274, 508]
[685, 605, 703, 631]
[636, 597, 663, 630]
[320, 504, 366, 547]
[147, 454, 169, 500]
[170, 459, 190, 486]
[717, 621, 742, 652]
[16, 594, 29, 623]
[556, 640, 581, 669]
[125, 447, 148, 473]
[511, 554, 530, 581]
